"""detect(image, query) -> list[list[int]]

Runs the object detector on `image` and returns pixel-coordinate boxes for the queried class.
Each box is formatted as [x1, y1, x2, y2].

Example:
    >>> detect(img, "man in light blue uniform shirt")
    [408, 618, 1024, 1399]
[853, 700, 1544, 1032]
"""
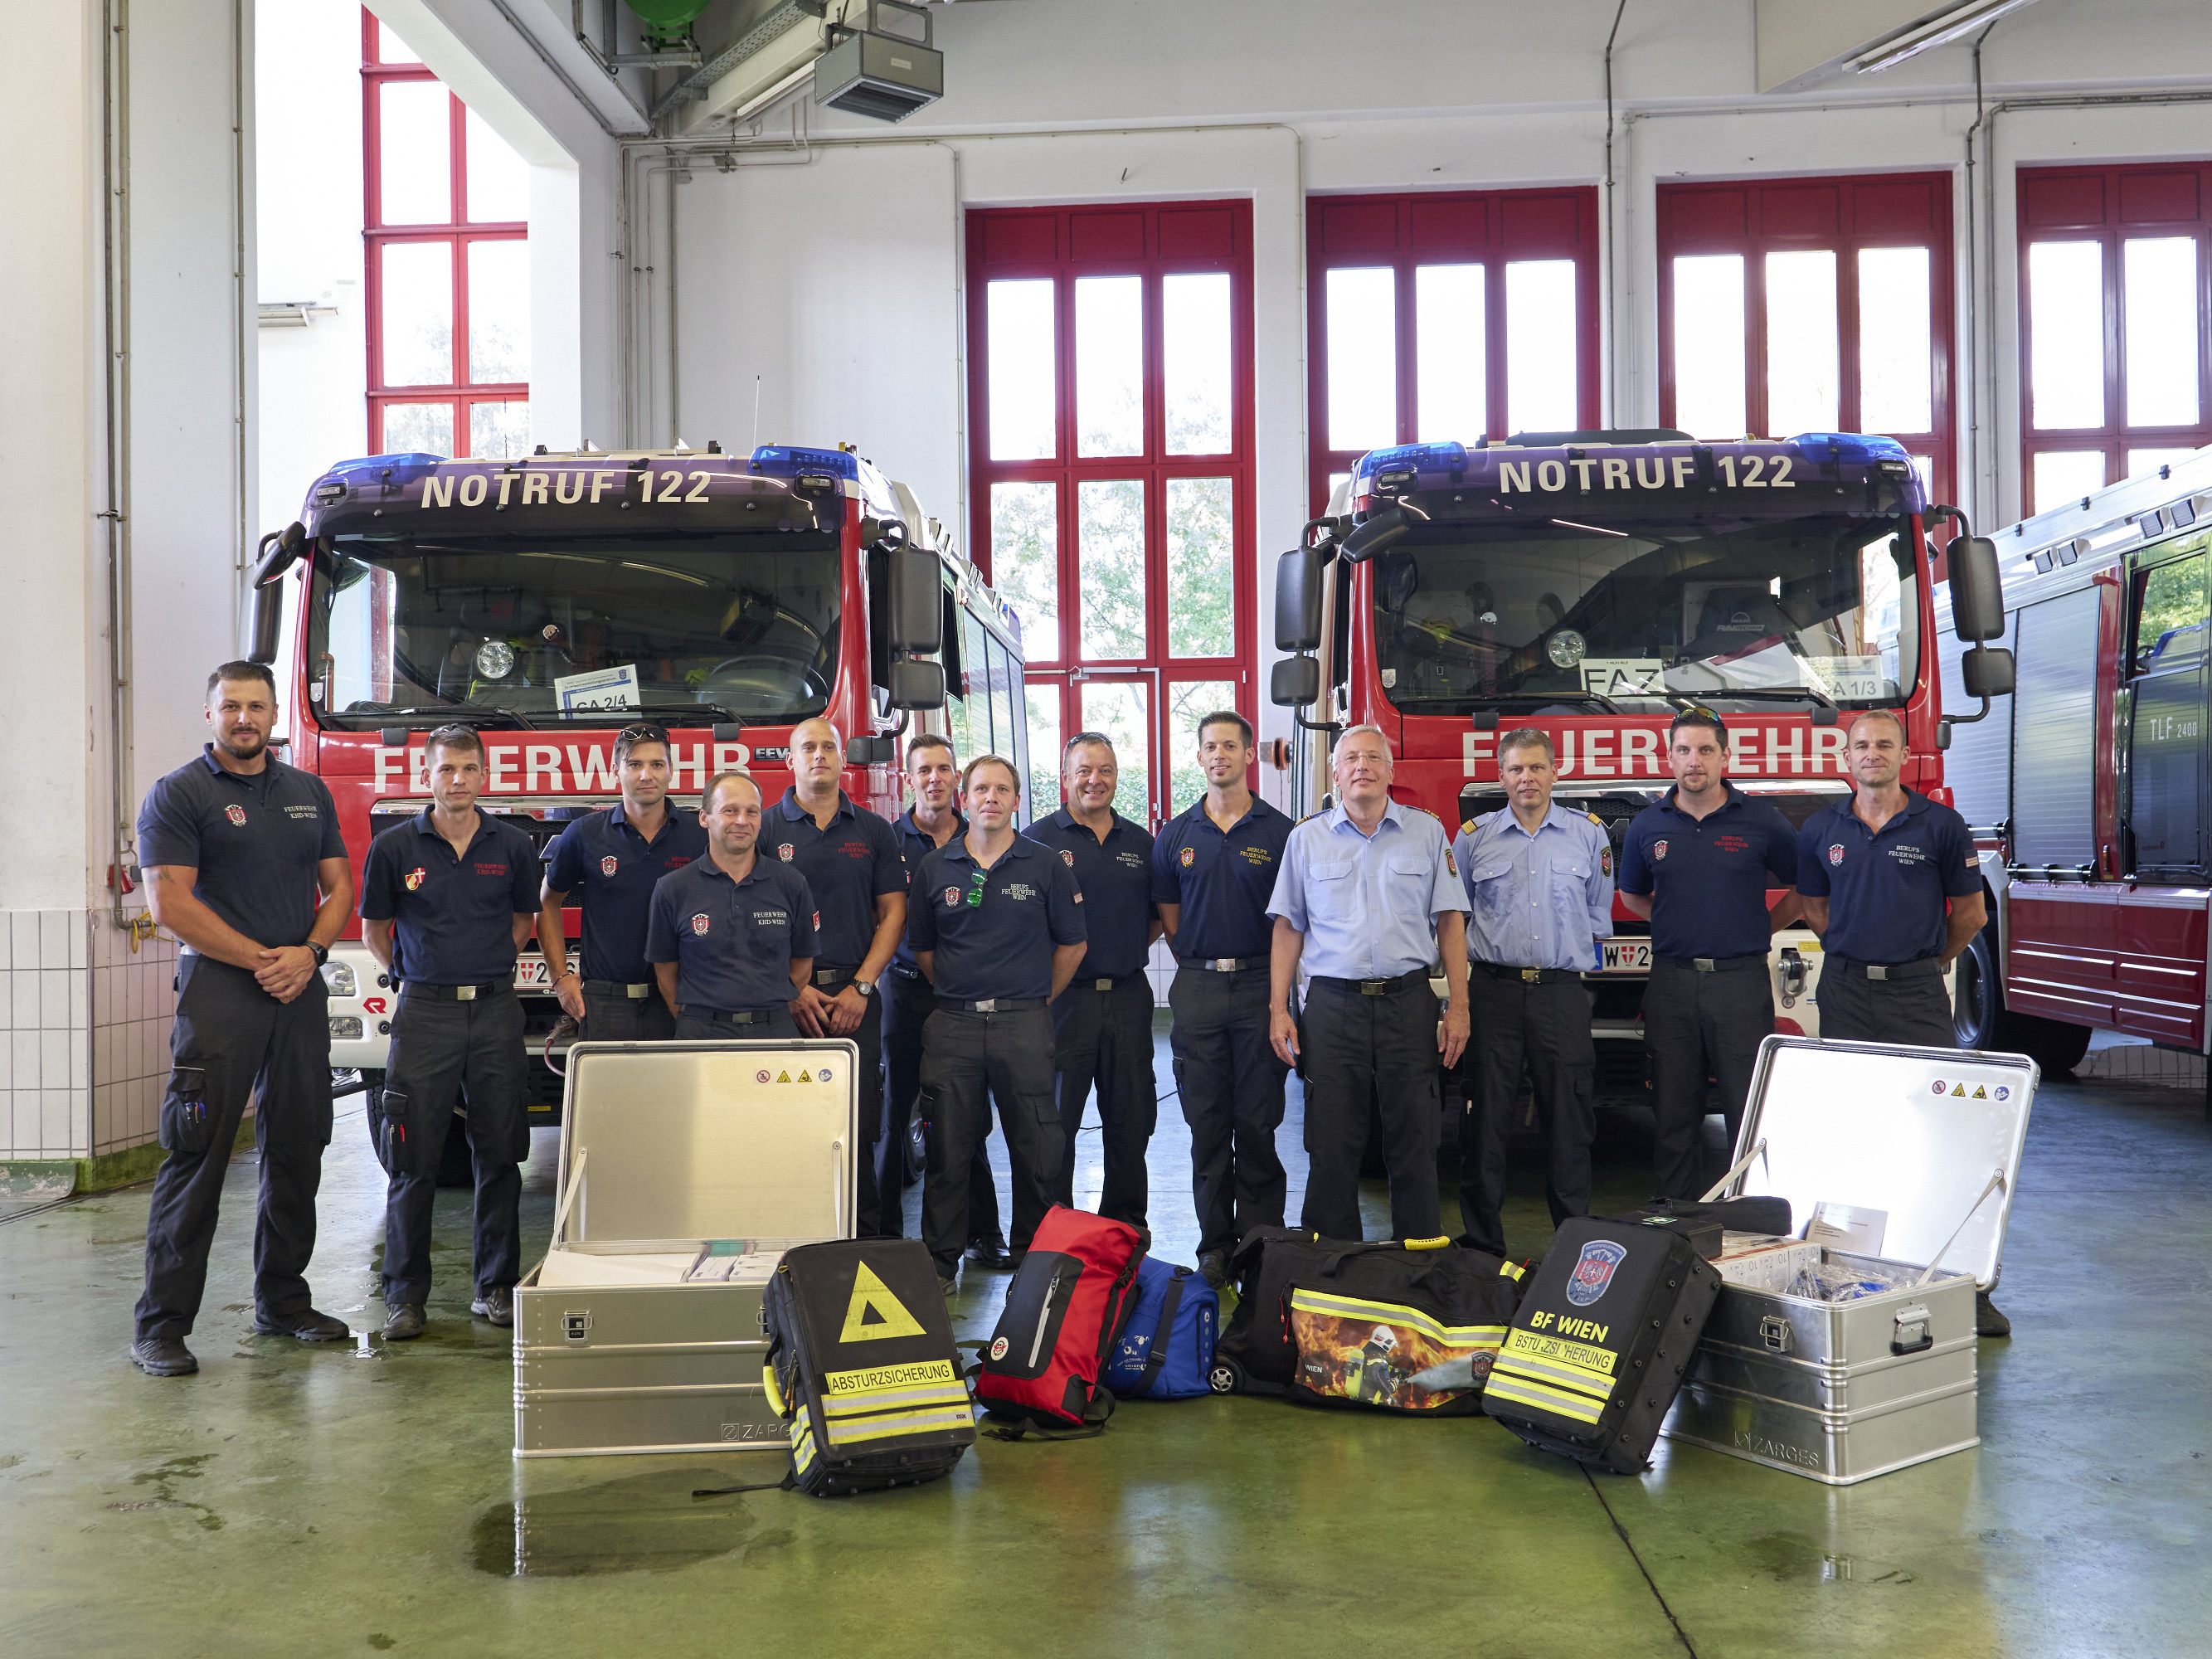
[1453, 727, 1615, 1257]
[1268, 725, 1470, 1241]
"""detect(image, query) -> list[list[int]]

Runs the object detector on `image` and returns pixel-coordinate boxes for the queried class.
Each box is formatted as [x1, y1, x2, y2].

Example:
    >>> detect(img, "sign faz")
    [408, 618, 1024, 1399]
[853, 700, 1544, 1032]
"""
[1462, 722, 1853, 780]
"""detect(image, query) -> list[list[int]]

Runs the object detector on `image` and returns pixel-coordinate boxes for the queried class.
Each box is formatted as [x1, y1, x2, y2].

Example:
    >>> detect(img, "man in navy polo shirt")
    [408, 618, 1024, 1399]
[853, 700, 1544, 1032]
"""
[1026, 732, 1160, 1228]
[775, 718, 907, 1234]
[1151, 710, 1293, 1286]
[908, 755, 1087, 1293]
[880, 735, 1007, 1255]
[130, 662, 355, 1377]
[1797, 709, 2005, 1337]
[537, 722, 706, 1043]
[647, 770, 816, 1040]
[1618, 709, 1801, 1199]
[359, 725, 543, 1340]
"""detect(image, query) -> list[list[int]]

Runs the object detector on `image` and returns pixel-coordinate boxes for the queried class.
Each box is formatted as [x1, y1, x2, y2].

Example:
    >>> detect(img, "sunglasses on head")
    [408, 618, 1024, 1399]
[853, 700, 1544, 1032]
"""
[616, 724, 671, 747]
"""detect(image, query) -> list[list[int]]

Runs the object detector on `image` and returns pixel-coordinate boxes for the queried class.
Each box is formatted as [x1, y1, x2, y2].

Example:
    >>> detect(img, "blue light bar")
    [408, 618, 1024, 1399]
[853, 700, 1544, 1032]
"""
[751, 445, 860, 480]
[322, 451, 445, 484]
[1782, 432, 1913, 464]
[1351, 440, 1470, 484]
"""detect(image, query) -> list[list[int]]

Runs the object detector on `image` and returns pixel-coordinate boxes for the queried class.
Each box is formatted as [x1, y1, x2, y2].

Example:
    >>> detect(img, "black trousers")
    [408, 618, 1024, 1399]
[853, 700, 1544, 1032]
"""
[1050, 975, 1157, 1227]
[1300, 978, 1441, 1243]
[1460, 973, 1596, 1258]
[919, 1005, 1060, 1277]
[812, 969, 888, 1236]
[581, 984, 676, 1041]
[673, 1007, 799, 1041]
[1168, 966, 1286, 1260]
[1644, 960, 1776, 1199]
[380, 988, 527, 1309]
[134, 958, 333, 1342]
[879, 967, 1001, 1243]
[1816, 960, 1957, 1048]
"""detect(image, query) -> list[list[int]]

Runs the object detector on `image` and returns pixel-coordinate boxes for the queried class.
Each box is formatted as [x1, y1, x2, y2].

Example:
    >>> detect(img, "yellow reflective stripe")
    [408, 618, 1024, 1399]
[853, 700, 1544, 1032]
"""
[791, 1422, 818, 1472]
[1485, 1373, 1606, 1425]
[822, 1382, 972, 1418]
[761, 1362, 787, 1419]
[1492, 1352, 1616, 1394]
[1288, 1289, 1505, 1349]
[1500, 1260, 1524, 1282]
[1503, 1327, 1618, 1377]
[821, 1405, 973, 1447]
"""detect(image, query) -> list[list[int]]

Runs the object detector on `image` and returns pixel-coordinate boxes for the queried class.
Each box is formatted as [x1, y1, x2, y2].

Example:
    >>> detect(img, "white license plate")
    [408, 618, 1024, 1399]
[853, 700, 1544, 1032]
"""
[1598, 941, 1652, 975]
[513, 956, 553, 990]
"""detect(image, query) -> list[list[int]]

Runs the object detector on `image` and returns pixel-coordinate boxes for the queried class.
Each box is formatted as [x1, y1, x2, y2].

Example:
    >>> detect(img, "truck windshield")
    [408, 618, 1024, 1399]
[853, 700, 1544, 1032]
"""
[1371, 512, 1918, 714]
[306, 533, 843, 725]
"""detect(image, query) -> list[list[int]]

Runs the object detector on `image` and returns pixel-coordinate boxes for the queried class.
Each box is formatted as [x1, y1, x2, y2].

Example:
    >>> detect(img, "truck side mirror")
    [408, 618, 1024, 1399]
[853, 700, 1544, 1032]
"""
[1271, 654, 1320, 708]
[1947, 535, 2007, 644]
[1339, 503, 1422, 565]
[1961, 644, 2015, 700]
[887, 656, 946, 712]
[1276, 547, 1323, 652]
[246, 521, 307, 665]
[249, 583, 283, 664]
[887, 545, 942, 654]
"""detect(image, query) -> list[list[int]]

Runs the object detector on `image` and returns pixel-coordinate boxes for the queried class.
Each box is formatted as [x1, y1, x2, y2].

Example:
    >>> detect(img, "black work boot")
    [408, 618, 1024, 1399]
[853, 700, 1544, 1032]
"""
[131, 1336, 199, 1376]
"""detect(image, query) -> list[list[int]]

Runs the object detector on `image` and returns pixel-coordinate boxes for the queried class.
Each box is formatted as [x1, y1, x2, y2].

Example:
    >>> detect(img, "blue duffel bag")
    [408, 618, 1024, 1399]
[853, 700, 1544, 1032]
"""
[1102, 1258, 1218, 1400]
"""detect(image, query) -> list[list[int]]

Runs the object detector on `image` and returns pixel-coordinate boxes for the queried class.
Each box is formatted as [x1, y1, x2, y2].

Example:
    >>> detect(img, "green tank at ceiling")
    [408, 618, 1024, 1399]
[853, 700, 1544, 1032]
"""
[624, 0, 714, 50]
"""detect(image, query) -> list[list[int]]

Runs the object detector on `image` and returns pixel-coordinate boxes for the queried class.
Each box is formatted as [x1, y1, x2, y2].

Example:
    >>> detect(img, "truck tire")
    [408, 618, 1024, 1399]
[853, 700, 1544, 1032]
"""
[362, 1075, 475, 1187]
[1952, 925, 2093, 1075]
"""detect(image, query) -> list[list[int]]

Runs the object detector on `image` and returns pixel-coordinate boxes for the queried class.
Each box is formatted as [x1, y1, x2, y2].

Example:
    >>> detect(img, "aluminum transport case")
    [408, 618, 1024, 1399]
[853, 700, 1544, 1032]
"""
[513, 1039, 858, 1459]
[1661, 1037, 2036, 1485]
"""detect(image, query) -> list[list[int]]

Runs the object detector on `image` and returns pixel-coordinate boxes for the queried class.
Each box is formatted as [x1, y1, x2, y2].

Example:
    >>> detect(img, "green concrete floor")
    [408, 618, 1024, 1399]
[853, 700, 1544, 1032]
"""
[2, 1034, 2208, 1659]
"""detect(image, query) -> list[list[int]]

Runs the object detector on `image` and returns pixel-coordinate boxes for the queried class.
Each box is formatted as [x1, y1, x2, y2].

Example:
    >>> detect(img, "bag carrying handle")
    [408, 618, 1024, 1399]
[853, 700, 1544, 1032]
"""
[1698, 1137, 1769, 1205]
[1913, 1168, 2007, 1289]
[1136, 1269, 1192, 1391]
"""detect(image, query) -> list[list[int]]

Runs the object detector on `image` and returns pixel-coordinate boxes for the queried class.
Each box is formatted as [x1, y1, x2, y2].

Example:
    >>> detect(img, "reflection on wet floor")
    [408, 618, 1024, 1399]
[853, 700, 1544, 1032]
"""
[473, 1467, 785, 1578]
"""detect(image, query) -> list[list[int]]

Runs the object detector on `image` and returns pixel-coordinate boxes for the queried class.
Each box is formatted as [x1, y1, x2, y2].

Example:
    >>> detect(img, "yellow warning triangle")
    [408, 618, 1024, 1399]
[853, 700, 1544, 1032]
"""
[840, 1262, 926, 1344]
[797, 1069, 813, 1083]
[1952, 1082, 1966, 1096]
[776, 1069, 792, 1083]
[1972, 1085, 1987, 1098]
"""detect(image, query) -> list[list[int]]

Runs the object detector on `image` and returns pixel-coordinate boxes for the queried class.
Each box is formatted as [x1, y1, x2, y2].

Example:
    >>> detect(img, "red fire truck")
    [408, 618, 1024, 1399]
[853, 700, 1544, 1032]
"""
[1271, 430, 2013, 1055]
[1940, 445, 2212, 1082]
[246, 440, 1028, 1144]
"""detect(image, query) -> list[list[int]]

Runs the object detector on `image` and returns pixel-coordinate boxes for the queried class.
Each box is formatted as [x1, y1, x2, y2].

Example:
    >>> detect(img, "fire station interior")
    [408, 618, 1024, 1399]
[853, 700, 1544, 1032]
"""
[7, 2, 2212, 1655]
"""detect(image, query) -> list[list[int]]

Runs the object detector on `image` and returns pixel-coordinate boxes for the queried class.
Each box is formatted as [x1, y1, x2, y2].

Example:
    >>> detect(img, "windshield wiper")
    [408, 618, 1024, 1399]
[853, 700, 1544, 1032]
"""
[547, 702, 746, 727]
[345, 702, 538, 730]
[1482, 689, 1626, 715]
[1688, 684, 1840, 708]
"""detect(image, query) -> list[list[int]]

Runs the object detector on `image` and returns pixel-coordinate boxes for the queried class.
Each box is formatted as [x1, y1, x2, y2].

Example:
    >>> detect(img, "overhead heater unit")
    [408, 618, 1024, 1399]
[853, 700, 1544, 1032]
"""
[814, 0, 943, 123]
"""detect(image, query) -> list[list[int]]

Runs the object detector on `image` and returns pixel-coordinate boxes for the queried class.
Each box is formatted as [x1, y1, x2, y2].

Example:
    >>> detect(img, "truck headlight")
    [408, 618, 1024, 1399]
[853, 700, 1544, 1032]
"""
[328, 1016, 364, 1041]
[320, 960, 358, 998]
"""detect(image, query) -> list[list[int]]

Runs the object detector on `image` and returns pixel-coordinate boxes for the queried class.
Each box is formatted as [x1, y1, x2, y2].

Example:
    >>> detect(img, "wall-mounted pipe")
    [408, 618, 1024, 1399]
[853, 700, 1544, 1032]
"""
[100, 0, 137, 929]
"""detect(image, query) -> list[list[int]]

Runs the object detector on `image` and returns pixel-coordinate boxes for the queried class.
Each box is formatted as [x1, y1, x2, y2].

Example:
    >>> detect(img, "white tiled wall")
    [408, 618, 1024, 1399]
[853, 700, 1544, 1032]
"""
[0, 908, 178, 1161]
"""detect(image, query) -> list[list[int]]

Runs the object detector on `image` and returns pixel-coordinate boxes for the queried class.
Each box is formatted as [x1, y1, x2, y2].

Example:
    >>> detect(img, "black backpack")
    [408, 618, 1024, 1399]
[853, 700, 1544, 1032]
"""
[756, 1239, 975, 1496]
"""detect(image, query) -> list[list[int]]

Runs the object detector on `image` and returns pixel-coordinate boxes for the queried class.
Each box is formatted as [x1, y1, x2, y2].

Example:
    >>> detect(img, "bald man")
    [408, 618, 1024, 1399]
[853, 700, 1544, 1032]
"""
[771, 719, 908, 1235]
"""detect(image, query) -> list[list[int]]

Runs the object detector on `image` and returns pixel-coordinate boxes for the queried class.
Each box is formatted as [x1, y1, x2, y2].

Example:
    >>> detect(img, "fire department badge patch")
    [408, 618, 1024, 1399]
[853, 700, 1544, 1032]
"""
[1566, 1238, 1628, 1307]
[1828, 844, 1846, 866]
[600, 855, 620, 878]
[1179, 846, 1195, 868]
[943, 887, 961, 907]
[1600, 849, 1613, 877]
[690, 913, 710, 936]
[404, 867, 426, 892]
[1445, 849, 1458, 877]
[224, 805, 246, 827]
[777, 844, 795, 861]
[1652, 839, 1668, 861]
[1059, 849, 1075, 868]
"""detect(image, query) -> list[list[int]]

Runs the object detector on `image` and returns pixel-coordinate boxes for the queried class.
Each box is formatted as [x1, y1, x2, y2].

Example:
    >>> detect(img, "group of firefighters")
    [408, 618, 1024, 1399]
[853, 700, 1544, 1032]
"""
[124, 657, 2001, 1379]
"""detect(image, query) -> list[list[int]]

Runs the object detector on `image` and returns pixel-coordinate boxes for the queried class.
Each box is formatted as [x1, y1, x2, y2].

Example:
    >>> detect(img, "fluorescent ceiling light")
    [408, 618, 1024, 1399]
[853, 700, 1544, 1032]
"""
[1850, 0, 2042, 73]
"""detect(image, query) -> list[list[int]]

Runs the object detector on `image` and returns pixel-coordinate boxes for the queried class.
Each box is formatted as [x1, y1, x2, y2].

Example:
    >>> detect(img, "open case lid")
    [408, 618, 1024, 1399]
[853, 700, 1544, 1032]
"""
[1725, 1036, 2038, 1289]
[552, 1039, 858, 1248]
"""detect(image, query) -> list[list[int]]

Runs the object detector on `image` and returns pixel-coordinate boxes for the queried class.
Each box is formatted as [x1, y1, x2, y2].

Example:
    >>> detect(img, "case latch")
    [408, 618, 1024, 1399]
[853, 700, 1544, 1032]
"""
[562, 1311, 592, 1343]
[1757, 1313, 1793, 1354]
[1890, 1303, 1932, 1355]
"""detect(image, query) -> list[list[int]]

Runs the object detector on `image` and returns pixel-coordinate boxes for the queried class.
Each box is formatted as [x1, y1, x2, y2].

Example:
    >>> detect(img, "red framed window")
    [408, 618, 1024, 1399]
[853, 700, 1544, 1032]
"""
[1656, 173, 1957, 510]
[966, 202, 1257, 829]
[362, 12, 530, 457]
[1305, 189, 1602, 516]
[2018, 162, 2212, 516]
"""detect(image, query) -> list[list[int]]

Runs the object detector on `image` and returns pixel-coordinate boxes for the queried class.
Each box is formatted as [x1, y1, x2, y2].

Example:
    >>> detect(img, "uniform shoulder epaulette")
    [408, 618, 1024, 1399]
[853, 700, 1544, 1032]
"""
[1460, 817, 1477, 835]
[1586, 811, 1604, 827]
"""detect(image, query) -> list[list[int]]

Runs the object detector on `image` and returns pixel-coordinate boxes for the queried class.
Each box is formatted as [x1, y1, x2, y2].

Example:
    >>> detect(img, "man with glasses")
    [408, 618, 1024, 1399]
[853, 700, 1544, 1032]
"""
[646, 770, 816, 1041]
[907, 756, 1087, 1295]
[773, 718, 907, 1236]
[880, 734, 1006, 1255]
[359, 725, 543, 1340]
[537, 724, 707, 1044]
[1025, 732, 1160, 1228]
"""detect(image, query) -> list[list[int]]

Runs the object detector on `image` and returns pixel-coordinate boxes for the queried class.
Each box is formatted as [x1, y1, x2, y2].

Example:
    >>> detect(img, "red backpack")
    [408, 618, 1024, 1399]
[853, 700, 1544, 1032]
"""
[973, 1207, 1146, 1433]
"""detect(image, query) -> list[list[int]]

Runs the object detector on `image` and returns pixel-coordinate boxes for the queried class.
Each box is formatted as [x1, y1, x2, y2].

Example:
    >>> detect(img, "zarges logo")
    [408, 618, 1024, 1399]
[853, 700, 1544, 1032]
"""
[1566, 1238, 1629, 1307]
